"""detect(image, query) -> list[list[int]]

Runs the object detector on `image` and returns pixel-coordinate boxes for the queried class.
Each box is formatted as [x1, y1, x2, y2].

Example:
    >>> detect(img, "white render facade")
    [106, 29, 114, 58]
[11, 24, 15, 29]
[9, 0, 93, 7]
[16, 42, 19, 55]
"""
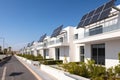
[74, 5, 120, 68]
[46, 26, 75, 62]
[20, 4, 120, 68]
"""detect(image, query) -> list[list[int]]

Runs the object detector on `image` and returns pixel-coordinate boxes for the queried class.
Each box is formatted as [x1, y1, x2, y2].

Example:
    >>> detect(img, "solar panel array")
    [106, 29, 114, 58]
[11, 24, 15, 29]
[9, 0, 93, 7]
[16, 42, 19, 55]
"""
[38, 34, 47, 42]
[77, 0, 115, 29]
[51, 25, 63, 38]
[27, 43, 31, 47]
[31, 41, 34, 46]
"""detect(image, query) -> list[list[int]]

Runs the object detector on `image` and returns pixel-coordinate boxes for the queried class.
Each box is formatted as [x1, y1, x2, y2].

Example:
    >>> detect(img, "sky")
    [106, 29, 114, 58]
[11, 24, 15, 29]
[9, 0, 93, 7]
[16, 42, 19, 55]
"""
[0, 0, 120, 50]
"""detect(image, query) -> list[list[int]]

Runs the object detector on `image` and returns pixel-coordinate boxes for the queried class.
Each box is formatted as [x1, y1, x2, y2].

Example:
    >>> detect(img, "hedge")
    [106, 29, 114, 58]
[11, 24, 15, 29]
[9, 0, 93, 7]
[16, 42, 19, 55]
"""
[42, 60, 63, 65]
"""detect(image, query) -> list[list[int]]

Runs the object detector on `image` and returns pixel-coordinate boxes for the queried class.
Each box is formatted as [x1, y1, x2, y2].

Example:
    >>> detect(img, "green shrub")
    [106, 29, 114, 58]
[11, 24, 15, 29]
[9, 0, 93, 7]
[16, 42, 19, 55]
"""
[62, 62, 90, 78]
[115, 65, 120, 75]
[118, 52, 120, 63]
[62, 60, 106, 79]
[107, 67, 115, 80]
[17, 54, 43, 61]
[43, 60, 63, 65]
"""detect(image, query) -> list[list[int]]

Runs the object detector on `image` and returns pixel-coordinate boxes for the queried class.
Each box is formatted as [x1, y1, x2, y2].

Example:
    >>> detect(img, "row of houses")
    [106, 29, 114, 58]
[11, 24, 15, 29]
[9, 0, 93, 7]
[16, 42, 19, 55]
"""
[20, 0, 120, 68]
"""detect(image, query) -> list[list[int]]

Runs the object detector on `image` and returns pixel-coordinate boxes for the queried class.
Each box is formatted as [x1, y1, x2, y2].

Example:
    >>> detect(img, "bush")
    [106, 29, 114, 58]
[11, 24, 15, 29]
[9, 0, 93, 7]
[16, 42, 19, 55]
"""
[43, 60, 63, 65]
[62, 60, 106, 79]
[17, 54, 43, 61]
[115, 64, 120, 76]
[86, 60, 106, 79]
[62, 62, 90, 78]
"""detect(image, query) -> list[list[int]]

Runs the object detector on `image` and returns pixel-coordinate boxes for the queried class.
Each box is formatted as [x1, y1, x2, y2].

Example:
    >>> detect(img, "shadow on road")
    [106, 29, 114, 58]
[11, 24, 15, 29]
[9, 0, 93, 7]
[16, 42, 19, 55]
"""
[9, 72, 24, 76]
[0, 56, 12, 67]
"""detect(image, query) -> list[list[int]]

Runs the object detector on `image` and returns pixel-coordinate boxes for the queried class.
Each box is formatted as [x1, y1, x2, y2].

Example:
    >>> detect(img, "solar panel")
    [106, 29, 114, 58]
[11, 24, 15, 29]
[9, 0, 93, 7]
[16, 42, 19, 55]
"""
[99, 8, 111, 20]
[95, 5, 104, 14]
[104, 0, 115, 10]
[87, 10, 95, 18]
[30, 41, 34, 46]
[38, 34, 46, 42]
[27, 43, 31, 47]
[81, 14, 88, 21]
[77, 21, 84, 28]
[77, 0, 115, 29]
[51, 25, 63, 38]
[90, 13, 100, 24]
[83, 18, 91, 26]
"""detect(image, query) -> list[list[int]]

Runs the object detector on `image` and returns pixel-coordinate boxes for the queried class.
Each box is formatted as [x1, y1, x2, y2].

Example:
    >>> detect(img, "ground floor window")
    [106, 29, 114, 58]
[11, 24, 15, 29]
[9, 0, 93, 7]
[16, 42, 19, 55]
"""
[43, 49, 46, 59]
[91, 43, 105, 65]
[55, 48, 60, 60]
[80, 46, 84, 62]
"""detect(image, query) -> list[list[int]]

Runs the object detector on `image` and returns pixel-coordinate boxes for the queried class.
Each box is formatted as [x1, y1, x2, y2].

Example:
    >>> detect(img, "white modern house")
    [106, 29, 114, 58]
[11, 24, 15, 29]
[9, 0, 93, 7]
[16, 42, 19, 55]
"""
[46, 25, 75, 62]
[74, 0, 120, 68]
[36, 35, 50, 59]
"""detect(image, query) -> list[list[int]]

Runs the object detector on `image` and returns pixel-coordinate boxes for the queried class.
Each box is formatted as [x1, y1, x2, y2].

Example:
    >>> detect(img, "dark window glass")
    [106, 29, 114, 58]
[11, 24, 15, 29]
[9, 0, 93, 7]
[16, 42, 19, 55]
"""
[91, 44, 105, 65]
[74, 34, 78, 39]
[80, 46, 84, 62]
[60, 37, 63, 42]
[89, 26, 103, 36]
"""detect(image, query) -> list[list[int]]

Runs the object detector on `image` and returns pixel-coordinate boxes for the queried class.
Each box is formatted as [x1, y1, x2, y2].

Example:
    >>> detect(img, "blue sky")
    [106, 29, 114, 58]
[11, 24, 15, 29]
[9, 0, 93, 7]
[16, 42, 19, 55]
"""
[0, 0, 120, 50]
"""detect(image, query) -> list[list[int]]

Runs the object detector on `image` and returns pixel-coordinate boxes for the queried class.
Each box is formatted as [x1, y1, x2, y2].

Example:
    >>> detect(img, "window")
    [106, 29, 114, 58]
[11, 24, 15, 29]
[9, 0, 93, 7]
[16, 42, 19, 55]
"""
[55, 48, 60, 60]
[89, 26, 103, 36]
[80, 46, 84, 62]
[59, 37, 63, 42]
[91, 44, 105, 65]
[74, 34, 78, 39]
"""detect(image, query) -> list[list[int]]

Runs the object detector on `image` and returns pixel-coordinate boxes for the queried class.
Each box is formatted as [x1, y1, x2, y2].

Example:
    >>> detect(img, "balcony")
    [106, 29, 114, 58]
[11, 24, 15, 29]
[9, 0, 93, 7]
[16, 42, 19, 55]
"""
[74, 16, 120, 43]
[48, 37, 69, 48]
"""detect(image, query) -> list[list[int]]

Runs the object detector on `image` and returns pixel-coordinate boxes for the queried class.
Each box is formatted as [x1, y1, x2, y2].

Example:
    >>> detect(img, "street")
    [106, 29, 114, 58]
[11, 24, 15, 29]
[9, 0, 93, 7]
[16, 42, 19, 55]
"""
[0, 56, 38, 80]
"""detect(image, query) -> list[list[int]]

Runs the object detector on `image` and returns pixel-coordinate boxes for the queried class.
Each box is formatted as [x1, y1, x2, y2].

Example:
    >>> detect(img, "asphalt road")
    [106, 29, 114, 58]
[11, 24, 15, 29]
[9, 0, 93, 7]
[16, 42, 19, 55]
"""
[0, 56, 38, 80]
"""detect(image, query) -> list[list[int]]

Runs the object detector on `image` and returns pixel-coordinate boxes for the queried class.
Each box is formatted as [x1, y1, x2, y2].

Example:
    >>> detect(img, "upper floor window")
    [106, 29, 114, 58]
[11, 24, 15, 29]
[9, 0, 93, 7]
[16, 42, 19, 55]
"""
[59, 37, 63, 42]
[89, 26, 103, 36]
[74, 34, 78, 39]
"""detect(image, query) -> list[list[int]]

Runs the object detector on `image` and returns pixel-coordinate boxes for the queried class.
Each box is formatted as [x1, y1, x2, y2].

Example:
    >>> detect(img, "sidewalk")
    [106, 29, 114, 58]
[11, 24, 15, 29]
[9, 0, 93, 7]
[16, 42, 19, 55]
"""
[16, 56, 57, 80]
[16, 55, 90, 80]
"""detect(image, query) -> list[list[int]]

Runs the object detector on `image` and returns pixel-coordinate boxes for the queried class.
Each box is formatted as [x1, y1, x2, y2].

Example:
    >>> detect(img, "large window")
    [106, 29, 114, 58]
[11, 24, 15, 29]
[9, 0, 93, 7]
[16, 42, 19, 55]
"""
[80, 46, 84, 62]
[89, 26, 103, 36]
[91, 44, 105, 65]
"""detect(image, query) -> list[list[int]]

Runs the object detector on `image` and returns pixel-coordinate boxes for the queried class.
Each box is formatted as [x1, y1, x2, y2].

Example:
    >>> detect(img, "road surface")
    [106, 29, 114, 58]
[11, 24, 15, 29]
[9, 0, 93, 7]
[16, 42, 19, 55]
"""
[0, 56, 38, 80]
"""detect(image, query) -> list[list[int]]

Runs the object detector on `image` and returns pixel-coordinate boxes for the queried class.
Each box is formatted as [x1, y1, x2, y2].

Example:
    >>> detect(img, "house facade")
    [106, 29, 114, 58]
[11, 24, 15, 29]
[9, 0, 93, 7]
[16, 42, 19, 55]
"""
[74, 4, 120, 68]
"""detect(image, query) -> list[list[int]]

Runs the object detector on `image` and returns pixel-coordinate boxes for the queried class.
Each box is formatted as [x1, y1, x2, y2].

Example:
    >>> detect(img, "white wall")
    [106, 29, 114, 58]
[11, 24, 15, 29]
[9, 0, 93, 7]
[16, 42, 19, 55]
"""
[105, 39, 120, 68]
[49, 48, 55, 59]
[69, 27, 76, 62]
[84, 44, 91, 62]
[59, 46, 69, 62]
[84, 39, 120, 68]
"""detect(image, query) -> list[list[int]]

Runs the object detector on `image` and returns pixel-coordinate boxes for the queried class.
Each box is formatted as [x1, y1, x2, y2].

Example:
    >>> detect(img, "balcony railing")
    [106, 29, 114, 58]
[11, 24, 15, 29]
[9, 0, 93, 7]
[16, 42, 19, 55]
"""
[84, 23, 120, 37]
[48, 37, 67, 46]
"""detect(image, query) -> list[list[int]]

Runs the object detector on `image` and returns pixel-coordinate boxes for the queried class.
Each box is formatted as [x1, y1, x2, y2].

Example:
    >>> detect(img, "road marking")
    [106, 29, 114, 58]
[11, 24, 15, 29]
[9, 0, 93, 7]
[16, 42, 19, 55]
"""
[1, 66, 7, 80]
